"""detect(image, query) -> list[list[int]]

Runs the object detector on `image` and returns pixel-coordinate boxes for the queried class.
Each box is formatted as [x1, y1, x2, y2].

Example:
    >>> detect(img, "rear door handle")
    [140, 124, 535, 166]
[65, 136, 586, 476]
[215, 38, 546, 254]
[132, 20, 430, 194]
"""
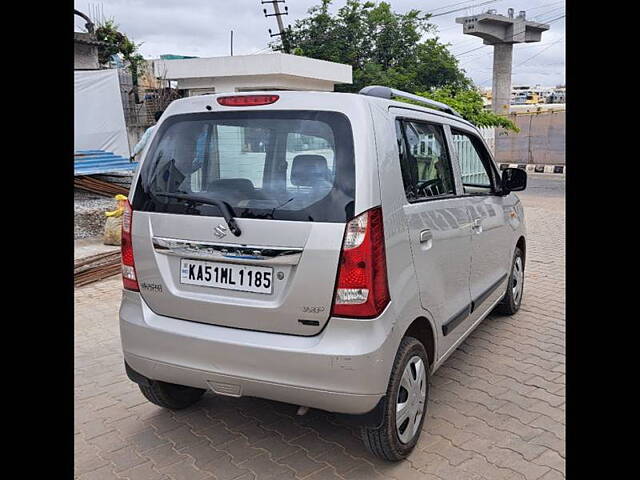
[420, 229, 432, 243]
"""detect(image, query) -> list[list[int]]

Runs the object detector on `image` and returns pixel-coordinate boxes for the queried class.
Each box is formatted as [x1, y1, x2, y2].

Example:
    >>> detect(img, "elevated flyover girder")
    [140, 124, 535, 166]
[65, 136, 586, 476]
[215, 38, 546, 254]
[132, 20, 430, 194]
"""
[456, 13, 549, 45]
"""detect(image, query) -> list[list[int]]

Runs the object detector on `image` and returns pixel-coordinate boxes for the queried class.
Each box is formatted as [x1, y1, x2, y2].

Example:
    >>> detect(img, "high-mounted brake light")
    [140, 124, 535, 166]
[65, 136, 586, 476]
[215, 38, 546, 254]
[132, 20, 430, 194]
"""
[331, 207, 390, 318]
[121, 199, 139, 291]
[217, 95, 279, 107]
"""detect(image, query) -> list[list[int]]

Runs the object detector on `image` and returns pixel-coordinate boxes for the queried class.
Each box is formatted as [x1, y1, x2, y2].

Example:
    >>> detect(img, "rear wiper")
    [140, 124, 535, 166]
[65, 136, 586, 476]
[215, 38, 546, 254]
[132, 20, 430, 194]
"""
[154, 192, 242, 237]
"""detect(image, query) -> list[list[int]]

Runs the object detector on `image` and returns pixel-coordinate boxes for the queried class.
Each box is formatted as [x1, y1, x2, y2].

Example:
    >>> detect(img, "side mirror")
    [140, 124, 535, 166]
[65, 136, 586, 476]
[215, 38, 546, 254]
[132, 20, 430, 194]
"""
[501, 167, 527, 193]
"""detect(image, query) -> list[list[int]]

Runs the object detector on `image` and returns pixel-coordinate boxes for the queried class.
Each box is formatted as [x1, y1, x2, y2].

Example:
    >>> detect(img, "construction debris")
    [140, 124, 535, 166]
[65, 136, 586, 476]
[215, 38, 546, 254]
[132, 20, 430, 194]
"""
[75, 176, 132, 239]
[74, 251, 121, 287]
[75, 192, 112, 239]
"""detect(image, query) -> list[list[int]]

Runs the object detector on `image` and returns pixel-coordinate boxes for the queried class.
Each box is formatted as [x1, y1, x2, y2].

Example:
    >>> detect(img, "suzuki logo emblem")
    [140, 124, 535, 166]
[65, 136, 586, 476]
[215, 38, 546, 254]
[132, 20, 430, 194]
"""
[214, 224, 228, 238]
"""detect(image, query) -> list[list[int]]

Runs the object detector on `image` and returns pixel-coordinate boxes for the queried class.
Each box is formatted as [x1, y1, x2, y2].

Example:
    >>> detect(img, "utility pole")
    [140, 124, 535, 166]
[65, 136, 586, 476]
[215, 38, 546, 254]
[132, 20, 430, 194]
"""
[262, 0, 291, 53]
[456, 9, 549, 115]
[230, 30, 234, 56]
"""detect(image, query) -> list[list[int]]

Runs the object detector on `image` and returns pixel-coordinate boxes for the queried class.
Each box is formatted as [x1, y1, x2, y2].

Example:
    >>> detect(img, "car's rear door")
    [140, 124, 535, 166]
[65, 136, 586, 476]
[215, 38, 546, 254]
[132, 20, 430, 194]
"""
[129, 96, 373, 336]
[390, 109, 473, 357]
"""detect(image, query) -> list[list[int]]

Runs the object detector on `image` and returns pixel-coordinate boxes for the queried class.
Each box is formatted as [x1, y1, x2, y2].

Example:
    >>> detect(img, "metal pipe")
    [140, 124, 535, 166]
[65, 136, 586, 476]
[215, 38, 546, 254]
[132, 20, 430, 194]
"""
[74, 9, 95, 33]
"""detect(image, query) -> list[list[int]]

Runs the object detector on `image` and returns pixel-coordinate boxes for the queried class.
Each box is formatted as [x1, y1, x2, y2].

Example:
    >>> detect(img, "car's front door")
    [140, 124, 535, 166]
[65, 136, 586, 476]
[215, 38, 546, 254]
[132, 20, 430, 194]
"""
[393, 113, 474, 358]
[450, 127, 512, 320]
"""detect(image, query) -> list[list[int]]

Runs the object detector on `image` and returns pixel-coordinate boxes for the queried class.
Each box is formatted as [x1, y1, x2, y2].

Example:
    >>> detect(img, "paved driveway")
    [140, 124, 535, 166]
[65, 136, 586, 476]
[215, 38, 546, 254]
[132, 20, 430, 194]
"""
[75, 176, 565, 480]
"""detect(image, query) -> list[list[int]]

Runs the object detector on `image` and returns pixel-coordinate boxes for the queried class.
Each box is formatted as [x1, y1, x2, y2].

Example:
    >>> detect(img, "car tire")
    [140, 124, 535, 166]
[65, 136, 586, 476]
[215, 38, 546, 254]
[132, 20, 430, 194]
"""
[139, 380, 206, 410]
[361, 336, 429, 461]
[495, 246, 525, 315]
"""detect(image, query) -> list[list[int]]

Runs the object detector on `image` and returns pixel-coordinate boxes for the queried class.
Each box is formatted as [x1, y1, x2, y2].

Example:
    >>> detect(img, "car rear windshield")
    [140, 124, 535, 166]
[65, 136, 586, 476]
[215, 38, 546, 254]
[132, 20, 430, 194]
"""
[133, 110, 355, 223]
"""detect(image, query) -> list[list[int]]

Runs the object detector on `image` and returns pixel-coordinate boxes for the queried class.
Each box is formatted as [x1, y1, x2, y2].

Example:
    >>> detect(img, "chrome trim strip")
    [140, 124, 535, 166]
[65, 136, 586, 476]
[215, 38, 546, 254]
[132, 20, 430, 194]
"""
[152, 237, 303, 265]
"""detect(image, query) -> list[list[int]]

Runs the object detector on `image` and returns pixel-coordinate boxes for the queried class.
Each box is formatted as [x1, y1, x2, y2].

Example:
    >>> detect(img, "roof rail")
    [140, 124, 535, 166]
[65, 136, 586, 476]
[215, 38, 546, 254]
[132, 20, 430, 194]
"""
[359, 85, 463, 118]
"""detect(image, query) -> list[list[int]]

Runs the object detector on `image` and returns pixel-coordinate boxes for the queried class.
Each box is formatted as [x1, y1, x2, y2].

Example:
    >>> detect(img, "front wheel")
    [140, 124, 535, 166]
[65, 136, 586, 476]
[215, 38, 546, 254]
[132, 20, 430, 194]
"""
[495, 246, 525, 315]
[361, 336, 429, 461]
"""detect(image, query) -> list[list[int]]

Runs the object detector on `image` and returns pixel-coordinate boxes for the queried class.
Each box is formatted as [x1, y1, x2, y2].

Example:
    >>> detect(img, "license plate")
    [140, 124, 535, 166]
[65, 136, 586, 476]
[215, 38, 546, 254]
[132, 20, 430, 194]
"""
[180, 259, 273, 294]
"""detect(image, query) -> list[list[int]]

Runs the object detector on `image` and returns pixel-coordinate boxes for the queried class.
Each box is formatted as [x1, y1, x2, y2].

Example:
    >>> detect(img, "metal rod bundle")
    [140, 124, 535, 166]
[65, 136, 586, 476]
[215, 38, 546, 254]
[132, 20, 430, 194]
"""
[74, 251, 121, 287]
[75, 176, 130, 197]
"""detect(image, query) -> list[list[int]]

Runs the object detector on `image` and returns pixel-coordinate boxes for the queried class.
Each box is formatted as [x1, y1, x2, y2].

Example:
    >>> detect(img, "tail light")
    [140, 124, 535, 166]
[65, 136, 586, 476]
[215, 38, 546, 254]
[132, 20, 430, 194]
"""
[121, 200, 139, 291]
[217, 95, 279, 107]
[331, 207, 390, 318]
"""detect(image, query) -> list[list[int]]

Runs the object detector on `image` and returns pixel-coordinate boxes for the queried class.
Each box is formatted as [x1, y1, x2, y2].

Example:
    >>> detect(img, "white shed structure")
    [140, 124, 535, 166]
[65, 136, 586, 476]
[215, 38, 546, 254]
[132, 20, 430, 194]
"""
[151, 53, 352, 96]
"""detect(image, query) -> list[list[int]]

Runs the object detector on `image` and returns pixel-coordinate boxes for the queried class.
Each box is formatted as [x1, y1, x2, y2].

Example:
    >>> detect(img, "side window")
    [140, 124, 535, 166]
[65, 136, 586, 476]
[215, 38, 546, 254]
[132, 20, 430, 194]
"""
[396, 120, 456, 201]
[451, 129, 496, 194]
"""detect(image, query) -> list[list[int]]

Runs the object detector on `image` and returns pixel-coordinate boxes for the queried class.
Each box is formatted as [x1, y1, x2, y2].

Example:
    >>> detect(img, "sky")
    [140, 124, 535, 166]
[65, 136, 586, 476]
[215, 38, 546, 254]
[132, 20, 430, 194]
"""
[74, 0, 565, 88]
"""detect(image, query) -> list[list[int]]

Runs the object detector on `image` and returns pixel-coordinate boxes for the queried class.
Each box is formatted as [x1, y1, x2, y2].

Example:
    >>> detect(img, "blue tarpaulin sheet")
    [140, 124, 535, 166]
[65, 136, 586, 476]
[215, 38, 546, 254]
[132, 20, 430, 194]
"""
[74, 150, 137, 176]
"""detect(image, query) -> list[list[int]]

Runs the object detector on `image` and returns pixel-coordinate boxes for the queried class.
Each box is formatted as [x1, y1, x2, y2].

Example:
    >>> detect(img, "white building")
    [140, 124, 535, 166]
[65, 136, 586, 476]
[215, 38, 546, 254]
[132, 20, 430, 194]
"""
[151, 52, 352, 96]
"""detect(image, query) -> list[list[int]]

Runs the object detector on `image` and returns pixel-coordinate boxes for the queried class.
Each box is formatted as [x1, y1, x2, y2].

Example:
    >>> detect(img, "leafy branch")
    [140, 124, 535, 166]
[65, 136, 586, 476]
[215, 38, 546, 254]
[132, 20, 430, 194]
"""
[95, 19, 146, 102]
[277, 1, 517, 132]
[414, 87, 519, 132]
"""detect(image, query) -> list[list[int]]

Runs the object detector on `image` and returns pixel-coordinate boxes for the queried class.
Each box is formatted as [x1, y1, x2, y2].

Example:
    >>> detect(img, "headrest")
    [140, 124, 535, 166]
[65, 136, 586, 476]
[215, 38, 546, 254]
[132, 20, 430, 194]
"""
[207, 178, 255, 193]
[290, 155, 330, 187]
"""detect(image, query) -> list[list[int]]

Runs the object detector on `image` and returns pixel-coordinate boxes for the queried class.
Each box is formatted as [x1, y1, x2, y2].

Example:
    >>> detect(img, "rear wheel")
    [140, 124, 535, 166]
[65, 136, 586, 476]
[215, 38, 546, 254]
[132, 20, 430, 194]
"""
[496, 246, 524, 315]
[139, 380, 205, 410]
[361, 336, 429, 461]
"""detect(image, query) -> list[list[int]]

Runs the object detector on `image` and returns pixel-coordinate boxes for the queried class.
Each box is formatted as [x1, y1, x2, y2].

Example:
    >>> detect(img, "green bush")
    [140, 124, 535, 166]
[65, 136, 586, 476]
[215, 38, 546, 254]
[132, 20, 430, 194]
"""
[414, 88, 519, 132]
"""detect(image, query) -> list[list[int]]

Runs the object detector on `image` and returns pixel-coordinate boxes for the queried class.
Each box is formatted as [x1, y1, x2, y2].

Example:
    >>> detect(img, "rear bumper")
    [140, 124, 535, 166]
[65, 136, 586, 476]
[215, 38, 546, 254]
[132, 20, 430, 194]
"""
[119, 290, 395, 414]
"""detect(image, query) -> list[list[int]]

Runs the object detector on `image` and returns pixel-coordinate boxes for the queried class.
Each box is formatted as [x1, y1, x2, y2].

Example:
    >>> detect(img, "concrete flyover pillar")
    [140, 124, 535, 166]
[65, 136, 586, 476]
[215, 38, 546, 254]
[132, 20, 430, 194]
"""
[492, 43, 513, 115]
[456, 11, 549, 115]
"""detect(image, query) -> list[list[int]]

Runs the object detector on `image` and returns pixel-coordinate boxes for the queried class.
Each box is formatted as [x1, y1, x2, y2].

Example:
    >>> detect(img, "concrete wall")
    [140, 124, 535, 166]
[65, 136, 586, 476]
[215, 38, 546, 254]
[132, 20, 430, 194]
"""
[153, 53, 351, 83]
[74, 42, 99, 70]
[127, 126, 147, 155]
[495, 109, 565, 165]
[152, 53, 352, 94]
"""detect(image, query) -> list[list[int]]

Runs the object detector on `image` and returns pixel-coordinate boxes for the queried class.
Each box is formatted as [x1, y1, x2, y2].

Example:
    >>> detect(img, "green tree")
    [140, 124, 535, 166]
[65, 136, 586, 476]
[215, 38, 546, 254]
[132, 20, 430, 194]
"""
[281, 0, 470, 93]
[414, 88, 518, 132]
[95, 19, 146, 103]
[277, 0, 515, 131]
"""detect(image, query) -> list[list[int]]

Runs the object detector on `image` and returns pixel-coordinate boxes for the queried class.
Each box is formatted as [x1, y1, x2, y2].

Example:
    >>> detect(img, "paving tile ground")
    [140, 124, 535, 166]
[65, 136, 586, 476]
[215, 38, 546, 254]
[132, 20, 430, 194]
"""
[75, 181, 565, 480]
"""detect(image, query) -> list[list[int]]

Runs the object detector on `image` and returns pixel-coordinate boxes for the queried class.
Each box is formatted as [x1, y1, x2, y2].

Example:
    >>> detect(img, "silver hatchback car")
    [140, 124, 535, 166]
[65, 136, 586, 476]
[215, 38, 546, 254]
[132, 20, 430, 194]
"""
[119, 86, 527, 461]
